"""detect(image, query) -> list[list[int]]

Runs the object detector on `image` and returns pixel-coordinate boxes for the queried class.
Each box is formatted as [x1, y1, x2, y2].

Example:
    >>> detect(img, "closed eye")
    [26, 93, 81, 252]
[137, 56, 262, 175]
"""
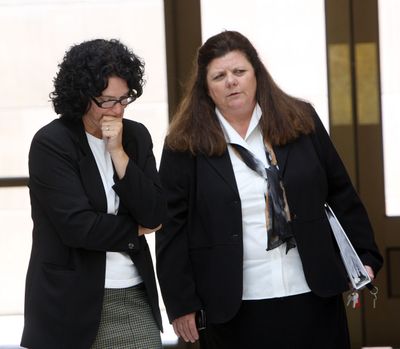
[99, 94, 129, 102]
[212, 73, 225, 81]
[234, 69, 246, 76]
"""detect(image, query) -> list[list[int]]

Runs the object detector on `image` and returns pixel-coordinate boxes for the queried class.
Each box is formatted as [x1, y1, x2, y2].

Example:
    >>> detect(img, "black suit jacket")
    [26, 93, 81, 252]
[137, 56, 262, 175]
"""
[156, 111, 383, 325]
[21, 118, 166, 349]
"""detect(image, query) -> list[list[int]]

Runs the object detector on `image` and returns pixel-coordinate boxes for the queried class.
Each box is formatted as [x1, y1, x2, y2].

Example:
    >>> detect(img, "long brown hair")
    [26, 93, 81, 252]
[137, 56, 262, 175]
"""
[166, 30, 315, 156]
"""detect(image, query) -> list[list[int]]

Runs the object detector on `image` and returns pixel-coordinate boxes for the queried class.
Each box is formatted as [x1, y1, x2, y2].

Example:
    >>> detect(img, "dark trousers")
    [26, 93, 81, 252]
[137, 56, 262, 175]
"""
[199, 292, 350, 349]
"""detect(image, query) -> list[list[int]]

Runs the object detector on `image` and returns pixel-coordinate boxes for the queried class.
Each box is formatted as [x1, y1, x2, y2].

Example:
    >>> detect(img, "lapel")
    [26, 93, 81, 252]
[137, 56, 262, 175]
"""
[62, 119, 107, 212]
[273, 142, 292, 177]
[203, 151, 239, 196]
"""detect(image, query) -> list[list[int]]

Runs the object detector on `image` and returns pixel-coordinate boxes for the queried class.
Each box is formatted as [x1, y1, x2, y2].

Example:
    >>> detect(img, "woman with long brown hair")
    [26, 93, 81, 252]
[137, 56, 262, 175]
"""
[156, 30, 382, 349]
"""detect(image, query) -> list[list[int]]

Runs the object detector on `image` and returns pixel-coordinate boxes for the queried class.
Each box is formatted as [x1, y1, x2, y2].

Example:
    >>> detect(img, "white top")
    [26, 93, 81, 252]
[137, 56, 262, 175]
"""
[86, 133, 143, 288]
[216, 104, 311, 300]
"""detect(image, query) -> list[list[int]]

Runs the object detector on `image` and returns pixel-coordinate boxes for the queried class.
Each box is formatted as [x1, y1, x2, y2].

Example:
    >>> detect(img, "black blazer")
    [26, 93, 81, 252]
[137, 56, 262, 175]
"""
[156, 111, 383, 325]
[21, 118, 166, 349]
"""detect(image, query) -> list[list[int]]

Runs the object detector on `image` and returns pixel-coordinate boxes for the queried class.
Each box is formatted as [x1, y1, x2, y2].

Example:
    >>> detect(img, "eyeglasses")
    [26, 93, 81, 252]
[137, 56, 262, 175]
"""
[91, 91, 137, 109]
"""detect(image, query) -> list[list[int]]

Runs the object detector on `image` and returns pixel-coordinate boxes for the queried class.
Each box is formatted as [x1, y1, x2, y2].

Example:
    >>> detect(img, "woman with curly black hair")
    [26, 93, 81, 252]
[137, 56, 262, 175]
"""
[21, 39, 166, 349]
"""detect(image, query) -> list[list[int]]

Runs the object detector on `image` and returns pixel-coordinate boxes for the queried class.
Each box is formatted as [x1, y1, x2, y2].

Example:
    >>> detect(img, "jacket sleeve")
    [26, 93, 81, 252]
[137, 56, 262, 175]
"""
[113, 123, 166, 229]
[310, 109, 383, 274]
[29, 124, 139, 252]
[156, 147, 202, 323]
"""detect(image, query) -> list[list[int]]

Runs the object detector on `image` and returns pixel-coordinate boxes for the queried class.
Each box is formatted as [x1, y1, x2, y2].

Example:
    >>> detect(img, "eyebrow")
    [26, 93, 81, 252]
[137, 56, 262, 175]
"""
[209, 65, 248, 73]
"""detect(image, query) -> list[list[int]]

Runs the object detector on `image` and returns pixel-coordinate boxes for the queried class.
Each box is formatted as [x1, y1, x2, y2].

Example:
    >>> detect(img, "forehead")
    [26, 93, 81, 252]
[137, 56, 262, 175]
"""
[101, 76, 129, 96]
[207, 50, 252, 72]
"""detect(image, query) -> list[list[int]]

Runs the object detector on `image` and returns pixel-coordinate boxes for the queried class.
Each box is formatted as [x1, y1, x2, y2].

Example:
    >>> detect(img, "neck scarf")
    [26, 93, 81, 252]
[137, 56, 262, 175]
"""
[230, 142, 296, 253]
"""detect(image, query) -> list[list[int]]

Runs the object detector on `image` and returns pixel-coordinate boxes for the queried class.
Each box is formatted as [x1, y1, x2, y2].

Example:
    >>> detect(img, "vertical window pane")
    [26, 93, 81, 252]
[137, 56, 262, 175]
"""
[200, 0, 329, 128]
[378, 0, 400, 216]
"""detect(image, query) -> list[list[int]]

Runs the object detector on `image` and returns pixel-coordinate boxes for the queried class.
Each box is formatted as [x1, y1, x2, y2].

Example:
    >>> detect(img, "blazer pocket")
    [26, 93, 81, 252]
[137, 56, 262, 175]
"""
[39, 263, 79, 324]
[291, 209, 326, 223]
[42, 262, 76, 274]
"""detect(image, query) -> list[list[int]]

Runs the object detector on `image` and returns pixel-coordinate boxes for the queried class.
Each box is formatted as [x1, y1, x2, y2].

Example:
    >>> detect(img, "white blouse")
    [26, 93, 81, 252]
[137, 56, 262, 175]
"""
[86, 133, 143, 289]
[216, 105, 311, 300]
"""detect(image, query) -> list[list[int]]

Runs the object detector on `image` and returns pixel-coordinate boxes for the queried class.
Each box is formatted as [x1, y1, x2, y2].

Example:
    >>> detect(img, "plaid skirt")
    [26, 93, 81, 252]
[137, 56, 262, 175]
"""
[91, 283, 162, 349]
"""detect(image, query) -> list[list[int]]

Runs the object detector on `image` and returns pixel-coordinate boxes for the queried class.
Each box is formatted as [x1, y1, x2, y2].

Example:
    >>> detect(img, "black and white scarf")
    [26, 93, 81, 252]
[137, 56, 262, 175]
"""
[230, 142, 296, 253]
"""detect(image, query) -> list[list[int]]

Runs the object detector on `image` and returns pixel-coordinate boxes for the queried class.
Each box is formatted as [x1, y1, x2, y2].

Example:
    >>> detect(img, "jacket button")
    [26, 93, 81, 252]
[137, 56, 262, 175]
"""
[128, 243, 135, 249]
[231, 234, 239, 241]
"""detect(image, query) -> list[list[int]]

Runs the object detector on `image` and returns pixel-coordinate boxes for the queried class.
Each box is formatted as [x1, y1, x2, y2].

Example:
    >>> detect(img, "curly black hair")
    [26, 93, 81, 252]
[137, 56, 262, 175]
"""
[50, 39, 145, 121]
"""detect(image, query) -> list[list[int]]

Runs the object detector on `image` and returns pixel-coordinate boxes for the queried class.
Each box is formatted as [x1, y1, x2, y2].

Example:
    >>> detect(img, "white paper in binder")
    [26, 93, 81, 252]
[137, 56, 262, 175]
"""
[324, 203, 371, 290]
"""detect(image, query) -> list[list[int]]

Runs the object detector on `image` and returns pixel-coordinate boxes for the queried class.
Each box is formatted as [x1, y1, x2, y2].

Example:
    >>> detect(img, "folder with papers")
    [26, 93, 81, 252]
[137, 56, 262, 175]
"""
[324, 203, 371, 290]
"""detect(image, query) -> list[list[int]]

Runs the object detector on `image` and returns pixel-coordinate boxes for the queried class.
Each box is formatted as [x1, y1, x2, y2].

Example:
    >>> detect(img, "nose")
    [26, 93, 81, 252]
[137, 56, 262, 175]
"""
[110, 102, 125, 116]
[226, 73, 238, 87]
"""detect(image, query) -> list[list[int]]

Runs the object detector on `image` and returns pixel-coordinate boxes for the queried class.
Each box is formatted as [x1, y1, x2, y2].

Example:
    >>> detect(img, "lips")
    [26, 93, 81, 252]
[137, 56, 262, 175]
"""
[227, 92, 240, 97]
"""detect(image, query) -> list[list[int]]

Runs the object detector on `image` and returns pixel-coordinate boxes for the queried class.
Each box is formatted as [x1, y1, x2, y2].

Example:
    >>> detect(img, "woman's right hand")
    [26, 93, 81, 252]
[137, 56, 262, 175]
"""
[138, 224, 162, 236]
[172, 312, 199, 343]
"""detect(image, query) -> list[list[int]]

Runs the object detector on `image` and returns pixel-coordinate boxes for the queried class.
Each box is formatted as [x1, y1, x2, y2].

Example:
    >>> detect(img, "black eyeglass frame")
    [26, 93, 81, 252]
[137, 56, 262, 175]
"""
[91, 91, 137, 109]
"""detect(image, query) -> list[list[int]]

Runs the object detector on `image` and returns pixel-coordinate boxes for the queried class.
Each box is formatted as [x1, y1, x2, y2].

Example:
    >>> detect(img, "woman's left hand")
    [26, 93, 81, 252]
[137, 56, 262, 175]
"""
[138, 224, 162, 236]
[364, 265, 375, 280]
